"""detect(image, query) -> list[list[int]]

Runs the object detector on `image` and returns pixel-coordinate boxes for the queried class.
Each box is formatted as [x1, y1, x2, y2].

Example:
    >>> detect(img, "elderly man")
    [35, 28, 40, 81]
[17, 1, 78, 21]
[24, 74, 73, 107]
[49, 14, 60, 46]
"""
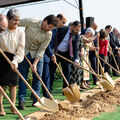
[0, 14, 8, 33]
[18, 14, 58, 109]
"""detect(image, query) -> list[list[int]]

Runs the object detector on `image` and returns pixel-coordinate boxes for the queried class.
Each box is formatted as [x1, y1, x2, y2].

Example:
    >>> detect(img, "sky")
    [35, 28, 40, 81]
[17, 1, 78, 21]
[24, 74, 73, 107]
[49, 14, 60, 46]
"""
[0, 0, 120, 31]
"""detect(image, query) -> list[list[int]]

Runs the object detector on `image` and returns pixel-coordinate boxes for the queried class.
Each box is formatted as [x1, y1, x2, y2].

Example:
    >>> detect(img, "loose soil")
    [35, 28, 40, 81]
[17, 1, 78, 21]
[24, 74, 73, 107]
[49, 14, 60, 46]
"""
[39, 80, 120, 120]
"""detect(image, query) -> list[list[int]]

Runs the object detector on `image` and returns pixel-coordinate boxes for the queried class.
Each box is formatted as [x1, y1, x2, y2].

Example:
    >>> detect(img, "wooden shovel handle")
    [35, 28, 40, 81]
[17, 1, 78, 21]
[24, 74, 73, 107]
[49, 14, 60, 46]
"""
[56, 53, 102, 78]
[110, 50, 120, 71]
[24, 56, 54, 101]
[55, 62, 69, 86]
[0, 86, 25, 120]
[99, 55, 120, 74]
[80, 54, 101, 81]
[0, 49, 43, 105]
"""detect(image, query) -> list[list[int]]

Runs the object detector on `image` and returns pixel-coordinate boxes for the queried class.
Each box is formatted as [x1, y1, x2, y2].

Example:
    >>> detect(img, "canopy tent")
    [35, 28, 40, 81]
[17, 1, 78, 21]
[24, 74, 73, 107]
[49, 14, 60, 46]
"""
[0, 0, 84, 30]
[0, 0, 44, 7]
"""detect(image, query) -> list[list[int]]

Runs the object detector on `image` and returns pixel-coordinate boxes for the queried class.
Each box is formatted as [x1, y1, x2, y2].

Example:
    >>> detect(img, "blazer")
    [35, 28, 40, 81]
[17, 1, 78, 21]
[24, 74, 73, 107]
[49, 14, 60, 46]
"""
[57, 26, 79, 60]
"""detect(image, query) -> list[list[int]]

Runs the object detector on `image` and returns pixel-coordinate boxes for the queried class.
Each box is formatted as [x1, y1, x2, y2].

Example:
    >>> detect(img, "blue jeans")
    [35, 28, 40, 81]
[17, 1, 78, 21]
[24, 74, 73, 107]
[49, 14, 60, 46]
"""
[18, 53, 43, 103]
[42, 57, 50, 98]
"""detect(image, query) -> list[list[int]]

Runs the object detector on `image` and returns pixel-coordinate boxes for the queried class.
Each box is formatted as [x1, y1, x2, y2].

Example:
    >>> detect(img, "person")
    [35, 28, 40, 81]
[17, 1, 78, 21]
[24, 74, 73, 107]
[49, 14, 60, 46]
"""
[0, 14, 8, 33]
[18, 14, 58, 109]
[99, 29, 108, 73]
[0, 8, 25, 115]
[109, 28, 120, 76]
[80, 27, 97, 89]
[42, 14, 67, 97]
[89, 22, 98, 85]
[51, 21, 81, 89]
[104, 25, 112, 74]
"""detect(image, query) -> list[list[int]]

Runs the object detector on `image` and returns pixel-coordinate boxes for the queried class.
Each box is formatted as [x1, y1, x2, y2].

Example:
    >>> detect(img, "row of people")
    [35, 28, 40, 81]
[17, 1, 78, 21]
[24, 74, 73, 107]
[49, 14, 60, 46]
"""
[0, 8, 120, 116]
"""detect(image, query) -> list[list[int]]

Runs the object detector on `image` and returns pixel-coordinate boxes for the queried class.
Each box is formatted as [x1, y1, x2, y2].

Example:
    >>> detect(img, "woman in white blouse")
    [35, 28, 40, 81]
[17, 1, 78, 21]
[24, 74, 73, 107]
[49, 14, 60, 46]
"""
[0, 8, 25, 116]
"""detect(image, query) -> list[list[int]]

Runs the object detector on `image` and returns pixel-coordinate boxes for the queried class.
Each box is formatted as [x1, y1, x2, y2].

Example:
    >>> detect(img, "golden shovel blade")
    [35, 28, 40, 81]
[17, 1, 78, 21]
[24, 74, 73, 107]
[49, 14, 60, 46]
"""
[34, 97, 59, 112]
[104, 72, 115, 87]
[99, 79, 115, 90]
[62, 83, 80, 103]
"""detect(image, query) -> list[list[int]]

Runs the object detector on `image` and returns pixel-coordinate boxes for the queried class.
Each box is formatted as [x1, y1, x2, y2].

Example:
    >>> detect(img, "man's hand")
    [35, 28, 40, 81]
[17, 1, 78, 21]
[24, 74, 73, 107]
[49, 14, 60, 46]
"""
[32, 58, 40, 72]
[51, 55, 56, 64]
[31, 64, 37, 72]
[74, 62, 80, 67]
[116, 47, 120, 51]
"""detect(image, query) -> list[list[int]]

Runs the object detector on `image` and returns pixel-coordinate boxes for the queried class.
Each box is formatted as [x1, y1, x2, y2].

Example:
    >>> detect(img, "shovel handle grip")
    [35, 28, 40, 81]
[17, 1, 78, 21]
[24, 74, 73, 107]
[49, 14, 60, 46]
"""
[24, 56, 54, 101]
[55, 62, 69, 86]
[0, 86, 25, 120]
[0, 49, 43, 105]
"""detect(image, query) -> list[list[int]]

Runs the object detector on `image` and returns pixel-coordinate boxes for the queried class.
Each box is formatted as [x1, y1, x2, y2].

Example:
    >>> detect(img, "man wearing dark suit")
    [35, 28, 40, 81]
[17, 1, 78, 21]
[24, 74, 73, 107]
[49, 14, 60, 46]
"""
[42, 14, 67, 97]
[53, 21, 81, 88]
[109, 28, 120, 76]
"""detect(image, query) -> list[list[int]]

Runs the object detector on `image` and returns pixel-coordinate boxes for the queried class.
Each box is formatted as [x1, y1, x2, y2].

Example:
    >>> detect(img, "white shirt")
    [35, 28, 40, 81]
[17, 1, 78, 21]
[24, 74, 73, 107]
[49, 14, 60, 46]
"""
[0, 27, 25, 67]
[57, 28, 70, 52]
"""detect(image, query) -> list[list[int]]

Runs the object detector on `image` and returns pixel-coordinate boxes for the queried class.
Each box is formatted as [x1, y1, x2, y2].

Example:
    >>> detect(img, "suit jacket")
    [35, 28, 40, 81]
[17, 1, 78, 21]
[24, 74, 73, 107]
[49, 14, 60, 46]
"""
[44, 28, 57, 63]
[57, 26, 79, 60]
[109, 32, 119, 55]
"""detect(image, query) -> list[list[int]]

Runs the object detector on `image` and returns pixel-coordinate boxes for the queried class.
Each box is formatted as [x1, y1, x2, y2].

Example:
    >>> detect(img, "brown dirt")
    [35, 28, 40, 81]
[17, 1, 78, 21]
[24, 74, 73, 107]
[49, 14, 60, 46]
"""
[39, 81, 120, 120]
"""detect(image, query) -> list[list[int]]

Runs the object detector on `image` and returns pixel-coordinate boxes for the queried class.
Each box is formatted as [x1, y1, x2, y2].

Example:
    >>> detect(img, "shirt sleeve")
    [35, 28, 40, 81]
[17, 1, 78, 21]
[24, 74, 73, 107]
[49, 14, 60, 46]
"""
[104, 40, 108, 56]
[34, 33, 52, 59]
[20, 18, 41, 28]
[12, 30, 25, 68]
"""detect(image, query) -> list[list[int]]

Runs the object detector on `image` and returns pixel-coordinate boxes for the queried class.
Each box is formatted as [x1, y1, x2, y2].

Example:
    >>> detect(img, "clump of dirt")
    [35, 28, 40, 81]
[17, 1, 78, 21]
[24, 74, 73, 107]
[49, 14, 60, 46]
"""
[40, 81, 120, 120]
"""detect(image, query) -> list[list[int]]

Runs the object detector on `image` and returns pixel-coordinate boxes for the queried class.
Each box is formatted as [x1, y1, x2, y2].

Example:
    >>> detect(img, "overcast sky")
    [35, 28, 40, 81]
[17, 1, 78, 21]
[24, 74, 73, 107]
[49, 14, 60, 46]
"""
[0, 0, 120, 31]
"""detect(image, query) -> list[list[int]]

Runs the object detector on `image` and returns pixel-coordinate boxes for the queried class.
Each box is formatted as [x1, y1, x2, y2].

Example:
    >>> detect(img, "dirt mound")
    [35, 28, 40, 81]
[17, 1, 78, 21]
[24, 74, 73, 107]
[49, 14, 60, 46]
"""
[40, 81, 120, 120]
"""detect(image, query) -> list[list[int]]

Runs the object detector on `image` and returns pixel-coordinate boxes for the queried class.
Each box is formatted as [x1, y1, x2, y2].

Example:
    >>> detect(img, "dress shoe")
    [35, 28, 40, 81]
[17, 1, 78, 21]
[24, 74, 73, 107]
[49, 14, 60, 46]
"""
[18, 101, 26, 110]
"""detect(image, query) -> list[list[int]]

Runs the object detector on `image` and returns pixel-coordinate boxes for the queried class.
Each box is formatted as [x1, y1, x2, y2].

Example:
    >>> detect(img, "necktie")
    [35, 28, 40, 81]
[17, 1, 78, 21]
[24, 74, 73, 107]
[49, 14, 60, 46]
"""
[69, 34, 73, 57]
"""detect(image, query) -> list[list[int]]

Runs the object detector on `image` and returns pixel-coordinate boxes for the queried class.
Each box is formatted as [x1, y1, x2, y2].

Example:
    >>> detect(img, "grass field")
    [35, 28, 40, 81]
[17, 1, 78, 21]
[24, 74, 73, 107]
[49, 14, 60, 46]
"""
[0, 74, 119, 120]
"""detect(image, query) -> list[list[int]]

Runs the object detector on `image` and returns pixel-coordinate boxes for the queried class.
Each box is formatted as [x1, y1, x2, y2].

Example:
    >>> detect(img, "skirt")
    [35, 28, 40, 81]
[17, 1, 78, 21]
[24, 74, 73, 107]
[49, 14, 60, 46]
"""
[0, 52, 19, 86]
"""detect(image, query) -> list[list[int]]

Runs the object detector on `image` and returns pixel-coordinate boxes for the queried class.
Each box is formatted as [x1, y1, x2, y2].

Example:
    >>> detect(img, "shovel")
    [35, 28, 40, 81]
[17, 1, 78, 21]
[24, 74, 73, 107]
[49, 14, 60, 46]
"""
[94, 49, 115, 90]
[0, 86, 25, 120]
[55, 62, 80, 103]
[56, 53, 115, 90]
[56, 53, 102, 78]
[99, 55, 120, 75]
[80, 54, 115, 90]
[0, 49, 59, 112]
[24, 56, 59, 111]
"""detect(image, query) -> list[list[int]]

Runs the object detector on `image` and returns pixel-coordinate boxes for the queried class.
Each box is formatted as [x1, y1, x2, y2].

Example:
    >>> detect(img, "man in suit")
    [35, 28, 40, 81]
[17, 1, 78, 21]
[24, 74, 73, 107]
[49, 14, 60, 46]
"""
[89, 22, 98, 85]
[104, 25, 112, 74]
[52, 21, 81, 89]
[42, 14, 67, 97]
[109, 28, 120, 76]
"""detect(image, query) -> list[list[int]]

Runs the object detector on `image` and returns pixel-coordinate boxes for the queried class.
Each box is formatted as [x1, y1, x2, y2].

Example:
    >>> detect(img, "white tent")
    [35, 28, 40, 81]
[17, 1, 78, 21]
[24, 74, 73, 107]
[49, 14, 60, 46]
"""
[0, 0, 44, 7]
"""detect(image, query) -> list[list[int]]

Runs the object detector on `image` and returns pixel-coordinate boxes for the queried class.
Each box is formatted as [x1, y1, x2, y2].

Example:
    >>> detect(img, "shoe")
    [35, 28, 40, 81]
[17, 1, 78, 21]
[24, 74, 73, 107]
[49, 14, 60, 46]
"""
[18, 101, 26, 110]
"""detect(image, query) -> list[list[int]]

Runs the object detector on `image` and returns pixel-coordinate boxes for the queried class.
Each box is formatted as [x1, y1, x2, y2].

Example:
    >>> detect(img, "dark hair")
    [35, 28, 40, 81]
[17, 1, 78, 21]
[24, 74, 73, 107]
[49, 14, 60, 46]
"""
[43, 14, 58, 26]
[99, 29, 108, 39]
[72, 21, 81, 27]
[6, 8, 20, 20]
[56, 14, 63, 19]
[105, 25, 112, 30]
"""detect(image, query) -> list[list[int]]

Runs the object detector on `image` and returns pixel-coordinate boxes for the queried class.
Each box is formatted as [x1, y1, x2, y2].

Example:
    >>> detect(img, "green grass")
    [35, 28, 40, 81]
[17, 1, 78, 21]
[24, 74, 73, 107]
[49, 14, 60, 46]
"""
[93, 106, 120, 120]
[0, 73, 119, 120]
